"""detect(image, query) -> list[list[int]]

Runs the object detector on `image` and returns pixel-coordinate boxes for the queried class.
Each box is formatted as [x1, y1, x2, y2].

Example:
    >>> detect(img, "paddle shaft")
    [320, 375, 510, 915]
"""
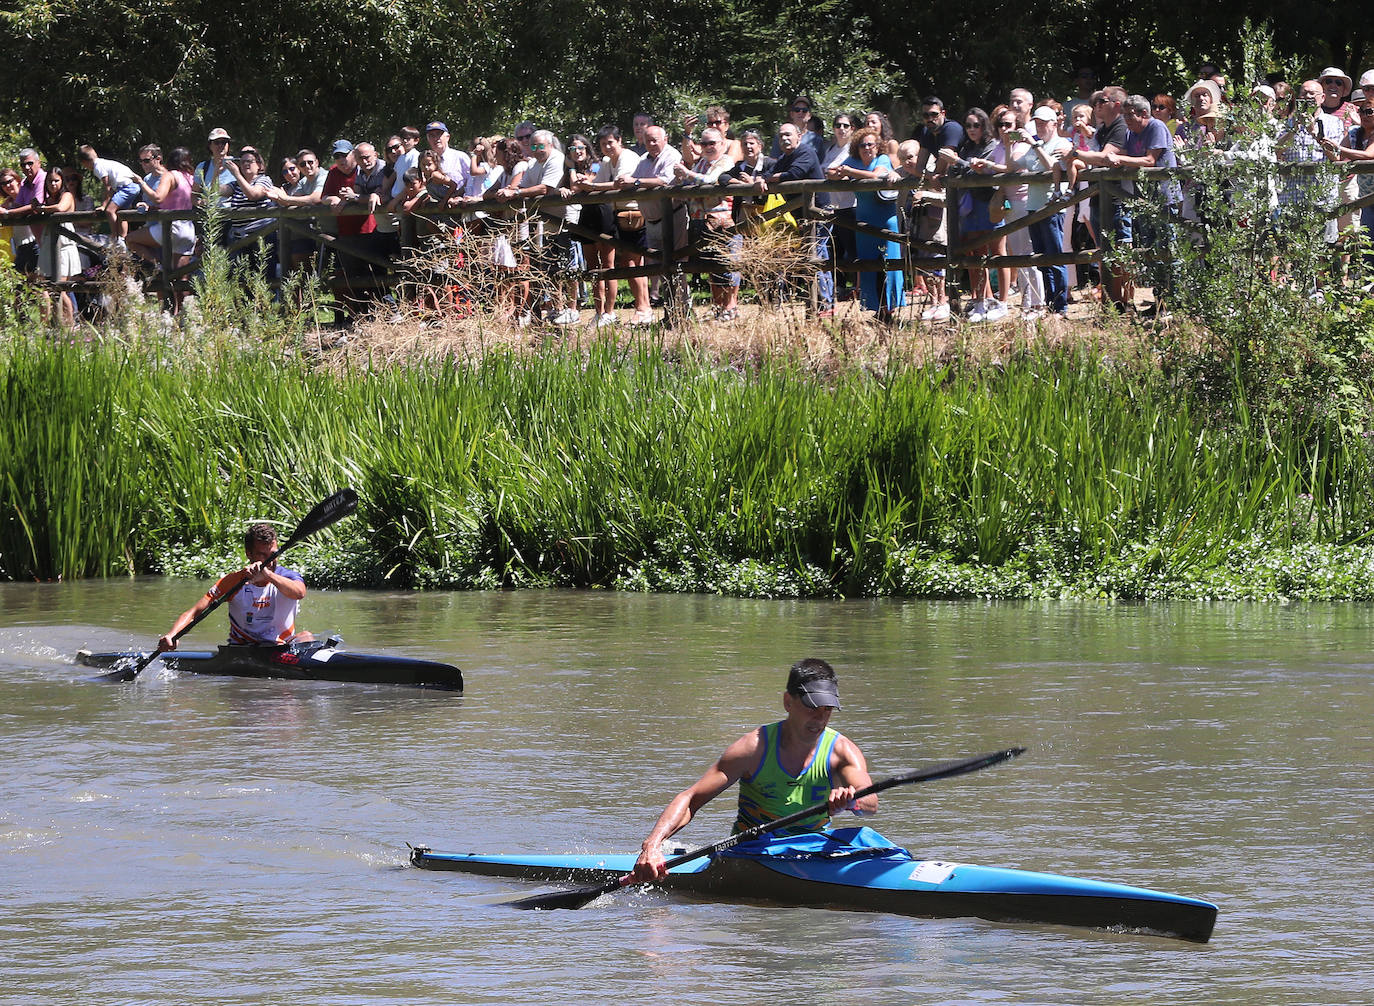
[508, 746, 1026, 910]
[105, 489, 358, 682]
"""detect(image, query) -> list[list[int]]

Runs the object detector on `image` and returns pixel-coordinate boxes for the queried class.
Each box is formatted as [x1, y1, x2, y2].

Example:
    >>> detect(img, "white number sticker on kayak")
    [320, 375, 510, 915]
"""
[909, 860, 958, 884]
[309, 649, 334, 662]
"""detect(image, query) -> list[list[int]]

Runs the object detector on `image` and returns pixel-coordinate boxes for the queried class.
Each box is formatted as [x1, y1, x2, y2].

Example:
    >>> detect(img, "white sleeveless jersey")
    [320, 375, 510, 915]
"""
[205, 566, 305, 644]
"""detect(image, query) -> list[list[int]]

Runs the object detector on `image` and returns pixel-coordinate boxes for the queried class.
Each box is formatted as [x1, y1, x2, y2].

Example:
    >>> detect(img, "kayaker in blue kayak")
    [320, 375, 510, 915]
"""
[157, 522, 313, 651]
[633, 658, 876, 883]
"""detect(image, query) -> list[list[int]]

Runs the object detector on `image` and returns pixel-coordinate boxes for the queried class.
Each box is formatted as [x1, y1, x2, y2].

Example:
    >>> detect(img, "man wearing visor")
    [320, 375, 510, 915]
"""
[633, 658, 876, 882]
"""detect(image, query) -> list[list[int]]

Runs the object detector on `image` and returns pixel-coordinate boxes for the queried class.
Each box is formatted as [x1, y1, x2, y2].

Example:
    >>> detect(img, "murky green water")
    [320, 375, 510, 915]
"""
[2, 580, 1371, 1003]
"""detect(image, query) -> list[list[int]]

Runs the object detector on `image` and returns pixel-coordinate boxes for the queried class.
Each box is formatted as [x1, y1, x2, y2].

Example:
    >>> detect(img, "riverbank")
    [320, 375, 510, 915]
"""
[4, 304, 1374, 598]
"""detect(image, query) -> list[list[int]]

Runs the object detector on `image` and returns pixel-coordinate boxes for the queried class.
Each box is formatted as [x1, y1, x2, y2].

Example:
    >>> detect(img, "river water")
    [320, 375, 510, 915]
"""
[2, 579, 1371, 1004]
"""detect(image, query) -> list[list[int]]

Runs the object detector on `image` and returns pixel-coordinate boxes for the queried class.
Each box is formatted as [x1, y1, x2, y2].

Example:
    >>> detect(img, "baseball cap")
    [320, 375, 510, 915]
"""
[1031, 106, 1057, 122]
[331, 139, 354, 155]
[426, 120, 448, 133]
[207, 127, 231, 142]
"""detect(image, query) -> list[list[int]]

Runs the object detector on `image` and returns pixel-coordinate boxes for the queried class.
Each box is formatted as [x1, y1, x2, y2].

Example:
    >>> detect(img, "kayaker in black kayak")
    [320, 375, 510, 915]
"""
[633, 658, 876, 883]
[157, 522, 313, 651]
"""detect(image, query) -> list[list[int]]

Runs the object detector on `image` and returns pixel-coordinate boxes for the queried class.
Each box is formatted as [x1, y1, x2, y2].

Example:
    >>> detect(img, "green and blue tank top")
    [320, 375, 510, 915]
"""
[734, 722, 838, 835]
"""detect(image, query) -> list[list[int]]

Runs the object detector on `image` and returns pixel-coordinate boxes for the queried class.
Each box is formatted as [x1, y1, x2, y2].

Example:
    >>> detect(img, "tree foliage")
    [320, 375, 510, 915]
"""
[1, 0, 1366, 163]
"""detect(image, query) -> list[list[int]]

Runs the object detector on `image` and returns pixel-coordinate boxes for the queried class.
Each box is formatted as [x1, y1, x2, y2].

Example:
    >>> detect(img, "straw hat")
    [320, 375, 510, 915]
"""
[1187, 80, 1223, 107]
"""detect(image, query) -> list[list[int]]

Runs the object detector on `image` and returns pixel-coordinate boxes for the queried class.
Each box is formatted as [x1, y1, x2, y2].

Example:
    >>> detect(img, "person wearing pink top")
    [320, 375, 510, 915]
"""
[127, 145, 197, 265]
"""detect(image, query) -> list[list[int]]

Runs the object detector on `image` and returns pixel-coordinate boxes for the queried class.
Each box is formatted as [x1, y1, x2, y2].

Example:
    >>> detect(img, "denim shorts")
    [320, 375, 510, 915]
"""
[109, 180, 142, 210]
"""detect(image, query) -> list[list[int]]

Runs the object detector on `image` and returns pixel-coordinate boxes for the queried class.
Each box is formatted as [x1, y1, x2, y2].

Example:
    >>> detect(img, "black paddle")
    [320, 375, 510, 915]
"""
[507, 745, 1027, 911]
[98, 488, 359, 683]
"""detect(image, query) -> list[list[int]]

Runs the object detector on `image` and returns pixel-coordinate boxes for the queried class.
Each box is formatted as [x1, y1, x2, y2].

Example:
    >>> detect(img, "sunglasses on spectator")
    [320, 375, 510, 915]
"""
[707, 118, 725, 125]
[996, 120, 1015, 128]
[531, 143, 546, 151]
[138, 156, 155, 164]
[834, 121, 853, 129]
[333, 151, 349, 159]
[1153, 103, 1169, 110]
[516, 133, 533, 141]
[702, 139, 720, 146]
[386, 144, 402, 152]
[922, 111, 941, 119]
[790, 105, 811, 113]
[1092, 97, 1111, 105]
[300, 159, 317, 167]
[859, 140, 878, 147]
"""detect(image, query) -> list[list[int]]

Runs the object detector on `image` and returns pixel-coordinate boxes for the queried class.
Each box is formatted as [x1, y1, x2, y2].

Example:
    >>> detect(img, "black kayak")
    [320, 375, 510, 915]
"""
[77, 636, 463, 691]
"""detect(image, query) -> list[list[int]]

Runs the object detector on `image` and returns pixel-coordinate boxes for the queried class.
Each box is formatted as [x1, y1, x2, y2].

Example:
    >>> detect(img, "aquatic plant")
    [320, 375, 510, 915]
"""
[4, 328, 1374, 599]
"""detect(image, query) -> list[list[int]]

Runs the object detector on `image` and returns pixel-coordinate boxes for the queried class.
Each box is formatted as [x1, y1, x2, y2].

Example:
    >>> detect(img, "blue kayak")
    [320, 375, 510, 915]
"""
[410, 827, 1216, 941]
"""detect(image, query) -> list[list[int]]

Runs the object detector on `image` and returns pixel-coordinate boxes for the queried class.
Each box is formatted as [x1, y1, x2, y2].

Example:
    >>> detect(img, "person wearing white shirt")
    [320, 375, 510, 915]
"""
[77, 144, 140, 241]
[1017, 106, 1074, 316]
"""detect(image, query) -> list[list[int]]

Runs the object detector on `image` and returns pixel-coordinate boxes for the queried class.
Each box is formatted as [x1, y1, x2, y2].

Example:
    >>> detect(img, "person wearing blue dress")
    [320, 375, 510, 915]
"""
[826, 127, 905, 318]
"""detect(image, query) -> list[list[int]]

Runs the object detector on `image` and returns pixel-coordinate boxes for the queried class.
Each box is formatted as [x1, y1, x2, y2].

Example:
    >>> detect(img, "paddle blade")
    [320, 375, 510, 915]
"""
[507, 879, 622, 911]
[94, 651, 159, 683]
[285, 488, 359, 544]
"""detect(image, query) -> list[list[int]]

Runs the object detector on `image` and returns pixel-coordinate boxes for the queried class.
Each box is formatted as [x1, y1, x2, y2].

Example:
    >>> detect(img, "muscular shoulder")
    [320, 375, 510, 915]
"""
[827, 731, 868, 772]
[717, 725, 768, 777]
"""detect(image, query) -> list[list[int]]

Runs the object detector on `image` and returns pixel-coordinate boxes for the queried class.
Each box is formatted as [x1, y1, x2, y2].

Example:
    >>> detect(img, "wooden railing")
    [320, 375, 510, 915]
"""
[21, 160, 1374, 319]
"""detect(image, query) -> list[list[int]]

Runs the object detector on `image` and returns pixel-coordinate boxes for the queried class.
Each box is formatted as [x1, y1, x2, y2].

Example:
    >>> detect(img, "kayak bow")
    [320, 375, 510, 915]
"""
[410, 828, 1216, 941]
[77, 635, 463, 691]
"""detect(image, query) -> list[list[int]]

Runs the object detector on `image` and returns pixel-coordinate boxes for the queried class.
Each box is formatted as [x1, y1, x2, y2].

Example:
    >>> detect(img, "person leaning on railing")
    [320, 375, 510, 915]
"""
[267, 149, 327, 270]
[220, 148, 278, 271]
[939, 106, 1004, 321]
[571, 124, 642, 327]
[126, 144, 197, 269]
[1321, 90, 1374, 257]
[31, 165, 79, 327]
[827, 126, 904, 322]
[672, 126, 740, 322]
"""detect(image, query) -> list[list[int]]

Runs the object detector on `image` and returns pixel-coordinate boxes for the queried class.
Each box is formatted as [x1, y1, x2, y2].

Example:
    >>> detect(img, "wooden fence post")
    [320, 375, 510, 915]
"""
[945, 173, 962, 311]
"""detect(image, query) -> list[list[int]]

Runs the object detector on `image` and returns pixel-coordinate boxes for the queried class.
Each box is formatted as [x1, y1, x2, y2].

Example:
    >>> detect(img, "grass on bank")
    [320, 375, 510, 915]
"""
[5, 313, 1374, 600]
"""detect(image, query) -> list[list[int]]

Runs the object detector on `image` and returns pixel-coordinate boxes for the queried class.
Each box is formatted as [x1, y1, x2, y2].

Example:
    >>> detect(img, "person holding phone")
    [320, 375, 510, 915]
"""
[1277, 80, 1343, 247]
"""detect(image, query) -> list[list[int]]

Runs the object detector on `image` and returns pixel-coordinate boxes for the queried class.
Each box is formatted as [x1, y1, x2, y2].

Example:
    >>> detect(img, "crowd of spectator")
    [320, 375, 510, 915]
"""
[4, 61, 1374, 329]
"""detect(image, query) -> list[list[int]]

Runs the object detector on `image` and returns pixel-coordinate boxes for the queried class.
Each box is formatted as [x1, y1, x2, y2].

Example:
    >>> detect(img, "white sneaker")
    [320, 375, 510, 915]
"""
[551, 308, 579, 325]
[595, 312, 616, 327]
[1021, 307, 1046, 320]
[921, 302, 951, 321]
[966, 299, 989, 322]
[983, 301, 1009, 322]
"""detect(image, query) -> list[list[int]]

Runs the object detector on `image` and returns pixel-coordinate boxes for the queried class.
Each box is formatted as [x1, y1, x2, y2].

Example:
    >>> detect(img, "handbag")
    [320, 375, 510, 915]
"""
[615, 208, 644, 231]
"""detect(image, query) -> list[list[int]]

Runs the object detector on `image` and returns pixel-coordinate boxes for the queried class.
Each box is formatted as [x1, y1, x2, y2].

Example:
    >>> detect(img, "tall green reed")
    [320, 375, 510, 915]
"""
[4, 332, 1374, 596]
